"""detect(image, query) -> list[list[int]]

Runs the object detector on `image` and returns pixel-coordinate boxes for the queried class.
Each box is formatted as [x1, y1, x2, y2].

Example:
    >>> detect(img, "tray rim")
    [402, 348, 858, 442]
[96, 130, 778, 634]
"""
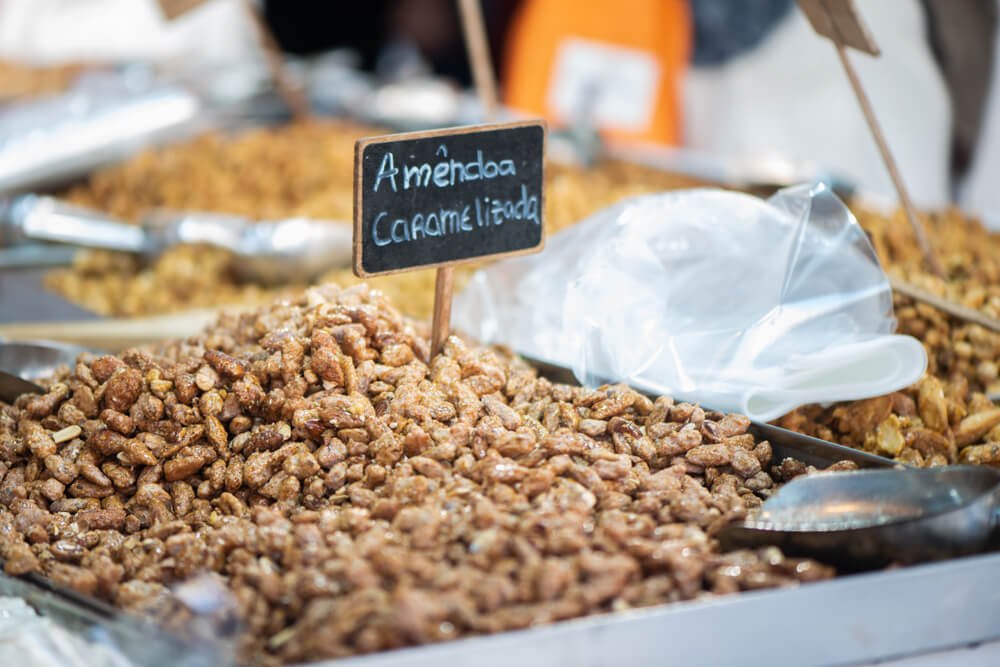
[299, 551, 1000, 667]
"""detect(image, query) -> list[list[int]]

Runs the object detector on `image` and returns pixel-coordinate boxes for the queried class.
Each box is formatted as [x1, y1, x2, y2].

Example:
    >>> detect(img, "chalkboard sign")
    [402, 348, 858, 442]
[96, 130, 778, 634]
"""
[353, 121, 546, 277]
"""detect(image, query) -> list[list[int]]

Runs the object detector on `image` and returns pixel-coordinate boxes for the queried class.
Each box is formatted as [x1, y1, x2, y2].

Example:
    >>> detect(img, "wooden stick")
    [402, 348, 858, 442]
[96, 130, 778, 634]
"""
[428, 0, 499, 357]
[889, 275, 1000, 333]
[456, 0, 500, 118]
[430, 266, 455, 356]
[242, 0, 311, 121]
[833, 44, 943, 278]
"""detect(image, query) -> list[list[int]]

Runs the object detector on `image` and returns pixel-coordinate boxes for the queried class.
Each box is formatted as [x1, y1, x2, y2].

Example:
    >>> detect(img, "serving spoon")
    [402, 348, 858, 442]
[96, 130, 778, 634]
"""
[0, 339, 93, 402]
[719, 465, 1000, 569]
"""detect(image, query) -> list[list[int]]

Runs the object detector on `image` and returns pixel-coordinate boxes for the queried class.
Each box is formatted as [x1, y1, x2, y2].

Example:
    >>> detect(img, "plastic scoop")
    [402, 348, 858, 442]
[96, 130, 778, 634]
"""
[719, 466, 1000, 568]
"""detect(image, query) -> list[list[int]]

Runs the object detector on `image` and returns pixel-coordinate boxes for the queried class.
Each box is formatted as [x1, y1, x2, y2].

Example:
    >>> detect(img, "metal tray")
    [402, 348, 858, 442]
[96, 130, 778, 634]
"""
[0, 110, 976, 666]
[296, 368, 997, 667]
[750, 421, 893, 470]
[2, 354, 915, 667]
[314, 552, 1000, 667]
[1, 422, 921, 667]
[301, 388, 994, 667]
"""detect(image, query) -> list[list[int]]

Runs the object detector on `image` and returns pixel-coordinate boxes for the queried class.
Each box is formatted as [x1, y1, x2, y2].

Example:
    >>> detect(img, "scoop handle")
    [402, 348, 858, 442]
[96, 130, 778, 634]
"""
[11, 195, 148, 253]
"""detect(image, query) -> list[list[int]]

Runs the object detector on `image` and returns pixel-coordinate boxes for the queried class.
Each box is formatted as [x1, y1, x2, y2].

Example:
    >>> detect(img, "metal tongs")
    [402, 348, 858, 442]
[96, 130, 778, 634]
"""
[720, 466, 1000, 568]
[0, 194, 353, 284]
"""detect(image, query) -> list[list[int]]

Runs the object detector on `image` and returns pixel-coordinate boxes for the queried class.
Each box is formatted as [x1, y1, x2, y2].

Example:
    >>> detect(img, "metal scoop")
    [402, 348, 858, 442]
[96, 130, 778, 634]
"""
[0, 339, 93, 402]
[0, 194, 353, 284]
[719, 465, 1000, 568]
[0, 339, 90, 380]
[0, 368, 41, 403]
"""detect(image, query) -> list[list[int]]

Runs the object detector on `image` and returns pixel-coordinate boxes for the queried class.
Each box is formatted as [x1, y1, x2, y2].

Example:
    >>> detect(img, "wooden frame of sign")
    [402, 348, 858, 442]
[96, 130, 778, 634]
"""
[352, 120, 546, 278]
[156, 0, 208, 21]
[798, 0, 879, 55]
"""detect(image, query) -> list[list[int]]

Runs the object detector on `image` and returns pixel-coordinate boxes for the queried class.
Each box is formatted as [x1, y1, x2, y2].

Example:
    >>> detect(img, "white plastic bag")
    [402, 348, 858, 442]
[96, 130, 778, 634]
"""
[454, 183, 926, 421]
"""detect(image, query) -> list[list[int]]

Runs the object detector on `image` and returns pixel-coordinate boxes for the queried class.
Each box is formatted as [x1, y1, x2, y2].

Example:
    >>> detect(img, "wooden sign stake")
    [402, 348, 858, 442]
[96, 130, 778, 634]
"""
[241, 0, 311, 121]
[354, 122, 546, 356]
[157, 0, 308, 120]
[832, 44, 943, 278]
[156, 0, 208, 21]
[798, 0, 943, 278]
[432, 271, 456, 357]
[422, 0, 502, 356]
[430, 264, 456, 355]
[457, 0, 500, 117]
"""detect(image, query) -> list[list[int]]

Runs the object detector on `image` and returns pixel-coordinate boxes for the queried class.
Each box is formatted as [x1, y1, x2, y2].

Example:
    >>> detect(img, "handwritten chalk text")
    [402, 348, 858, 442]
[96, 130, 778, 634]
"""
[371, 184, 539, 247]
[373, 145, 517, 193]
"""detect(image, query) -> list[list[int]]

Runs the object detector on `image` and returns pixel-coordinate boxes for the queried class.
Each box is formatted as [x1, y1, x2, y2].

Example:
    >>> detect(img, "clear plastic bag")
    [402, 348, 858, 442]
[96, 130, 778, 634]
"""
[455, 183, 926, 421]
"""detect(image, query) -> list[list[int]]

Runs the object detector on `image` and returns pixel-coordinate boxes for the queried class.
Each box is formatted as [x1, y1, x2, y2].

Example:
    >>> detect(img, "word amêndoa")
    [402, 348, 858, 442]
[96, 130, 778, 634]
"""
[372, 144, 517, 192]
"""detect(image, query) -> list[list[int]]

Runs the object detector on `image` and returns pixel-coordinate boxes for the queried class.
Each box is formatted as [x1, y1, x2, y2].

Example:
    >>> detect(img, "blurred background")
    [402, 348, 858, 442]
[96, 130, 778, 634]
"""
[0, 0, 996, 217]
[5, 5, 1000, 667]
[0, 0, 1000, 221]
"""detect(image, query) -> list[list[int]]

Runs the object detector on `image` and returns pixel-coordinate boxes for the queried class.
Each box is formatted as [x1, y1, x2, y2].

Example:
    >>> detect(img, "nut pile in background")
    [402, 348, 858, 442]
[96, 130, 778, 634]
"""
[781, 207, 1000, 467]
[860, 206, 1000, 394]
[0, 60, 87, 100]
[1, 283, 840, 665]
[46, 121, 704, 319]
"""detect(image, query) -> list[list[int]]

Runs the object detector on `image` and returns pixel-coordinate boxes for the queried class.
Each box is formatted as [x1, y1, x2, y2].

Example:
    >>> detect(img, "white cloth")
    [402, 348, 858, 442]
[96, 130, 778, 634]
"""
[683, 0, 951, 209]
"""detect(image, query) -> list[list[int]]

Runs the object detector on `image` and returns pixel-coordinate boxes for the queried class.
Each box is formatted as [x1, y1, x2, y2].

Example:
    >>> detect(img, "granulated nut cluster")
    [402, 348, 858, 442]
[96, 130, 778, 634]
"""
[859, 206, 1000, 393]
[1, 284, 836, 665]
[778, 376, 1000, 467]
[45, 122, 704, 319]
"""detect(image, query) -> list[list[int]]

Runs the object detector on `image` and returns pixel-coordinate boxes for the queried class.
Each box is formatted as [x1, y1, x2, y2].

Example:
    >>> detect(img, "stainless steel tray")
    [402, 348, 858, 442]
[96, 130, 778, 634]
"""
[300, 410, 995, 667]
[751, 421, 893, 470]
[307, 367, 983, 667]
[0, 112, 974, 667]
[314, 552, 1000, 667]
[0, 365, 920, 667]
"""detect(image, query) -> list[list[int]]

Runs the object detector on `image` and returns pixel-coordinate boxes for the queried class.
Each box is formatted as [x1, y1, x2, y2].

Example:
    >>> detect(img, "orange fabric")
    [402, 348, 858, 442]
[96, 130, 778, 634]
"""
[502, 0, 690, 145]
